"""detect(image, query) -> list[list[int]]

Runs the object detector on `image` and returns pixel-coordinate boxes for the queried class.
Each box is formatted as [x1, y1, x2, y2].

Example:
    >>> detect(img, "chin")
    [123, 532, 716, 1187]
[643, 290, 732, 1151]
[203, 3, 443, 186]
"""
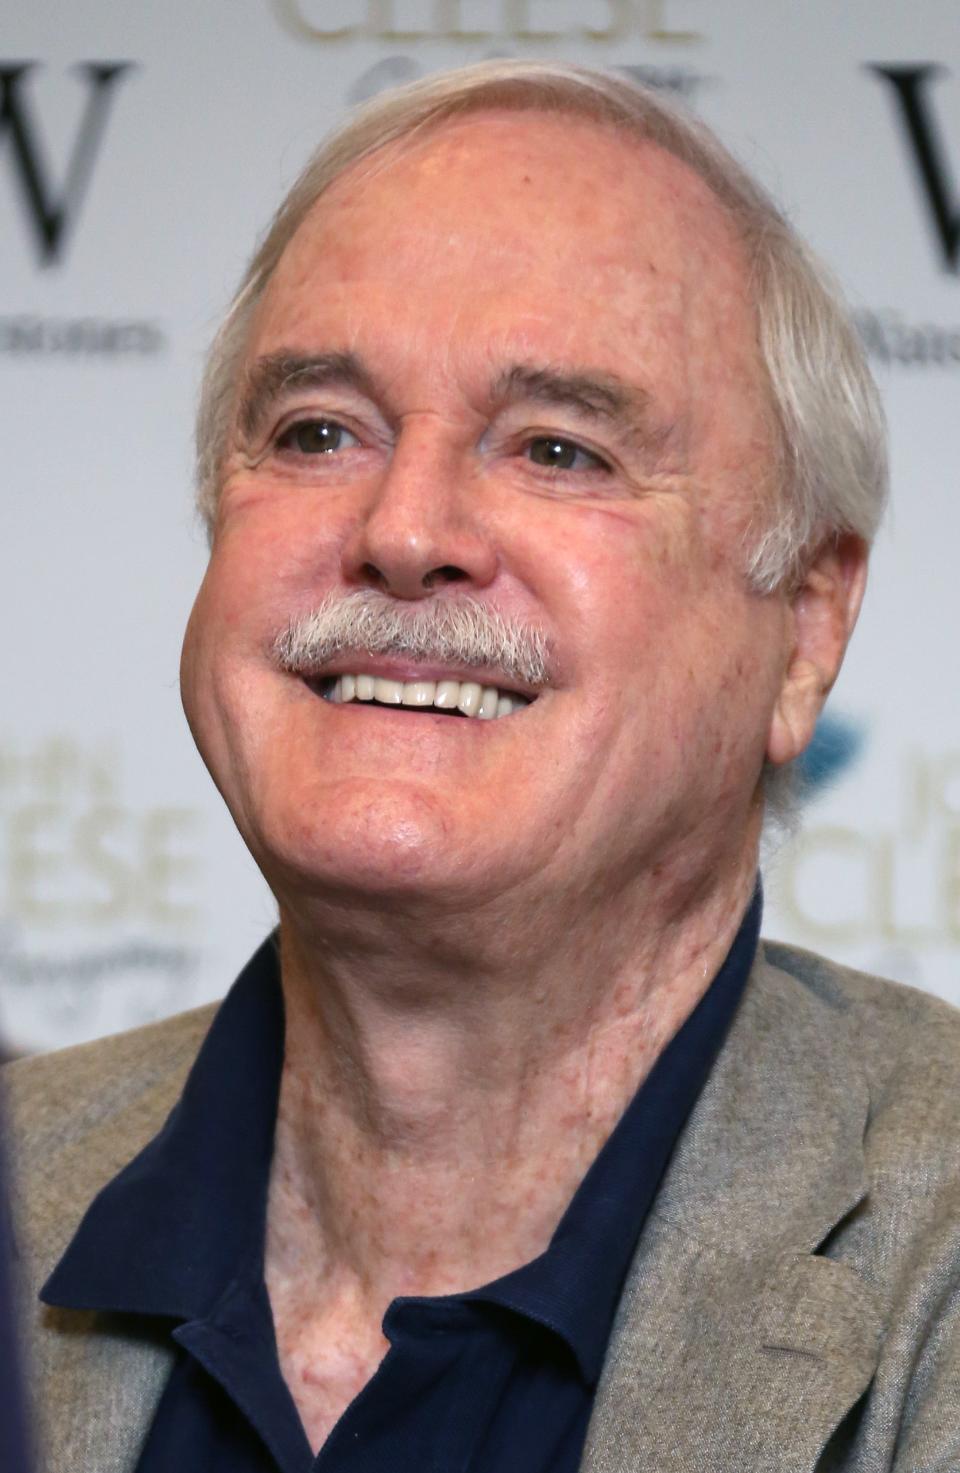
[248, 778, 492, 906]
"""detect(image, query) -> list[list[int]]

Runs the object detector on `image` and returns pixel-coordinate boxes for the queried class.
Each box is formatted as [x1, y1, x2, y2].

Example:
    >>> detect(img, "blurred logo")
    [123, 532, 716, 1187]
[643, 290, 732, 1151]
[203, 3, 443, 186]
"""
[0, 62, 134, 267]
[775, 715, 960, 973]
[868, 64, 960, 274]
[854, 308, 960, 370]
[270, 0, 702, 46]
[796, 712, 866, 797]
[0, 735, 201, 1053]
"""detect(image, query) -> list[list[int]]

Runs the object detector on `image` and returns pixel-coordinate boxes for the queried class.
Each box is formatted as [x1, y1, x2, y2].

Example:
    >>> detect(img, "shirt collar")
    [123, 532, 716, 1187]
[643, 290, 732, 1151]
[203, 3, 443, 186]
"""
[43, 887, 760, 1380]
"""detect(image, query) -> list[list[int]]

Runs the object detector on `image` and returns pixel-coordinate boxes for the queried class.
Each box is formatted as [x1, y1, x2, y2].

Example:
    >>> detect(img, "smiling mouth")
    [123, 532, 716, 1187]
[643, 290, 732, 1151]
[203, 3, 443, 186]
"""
[314, 674, 534, 720]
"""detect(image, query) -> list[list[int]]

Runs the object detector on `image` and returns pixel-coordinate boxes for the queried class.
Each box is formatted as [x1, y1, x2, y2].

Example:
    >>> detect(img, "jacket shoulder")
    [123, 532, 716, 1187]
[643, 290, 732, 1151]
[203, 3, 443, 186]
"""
[2, 1005, 218, 1287]
[761, 939, 960, 1168]
[761, 938, 960, 1049]
[1, 1014, 215, 1473]
[3, 1004, 218, 1154]
[762, 937, 959, 1020]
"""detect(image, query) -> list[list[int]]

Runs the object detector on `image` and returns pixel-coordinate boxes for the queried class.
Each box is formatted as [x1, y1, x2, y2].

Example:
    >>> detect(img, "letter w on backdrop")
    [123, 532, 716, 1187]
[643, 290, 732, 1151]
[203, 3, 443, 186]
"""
[0, 61, 133, 266]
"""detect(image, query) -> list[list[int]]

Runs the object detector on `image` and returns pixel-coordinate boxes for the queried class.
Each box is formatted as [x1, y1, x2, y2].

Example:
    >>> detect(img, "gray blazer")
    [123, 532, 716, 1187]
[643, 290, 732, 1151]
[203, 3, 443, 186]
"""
[5, 941, 960, 1472]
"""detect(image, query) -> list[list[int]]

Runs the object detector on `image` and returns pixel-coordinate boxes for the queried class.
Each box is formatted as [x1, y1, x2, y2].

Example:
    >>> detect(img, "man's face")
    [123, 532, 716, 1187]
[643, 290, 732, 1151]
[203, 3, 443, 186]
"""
[182, 111, 794, 918]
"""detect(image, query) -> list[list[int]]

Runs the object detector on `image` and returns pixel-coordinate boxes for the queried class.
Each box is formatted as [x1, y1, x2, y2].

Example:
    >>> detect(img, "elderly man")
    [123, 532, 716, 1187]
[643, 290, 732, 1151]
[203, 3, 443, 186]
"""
[6, 58, 960, 1473]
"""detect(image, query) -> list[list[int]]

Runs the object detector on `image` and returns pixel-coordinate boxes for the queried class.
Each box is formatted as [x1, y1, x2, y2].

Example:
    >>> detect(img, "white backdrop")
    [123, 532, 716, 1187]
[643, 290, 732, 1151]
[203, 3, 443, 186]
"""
[2, 0, 958, 1053]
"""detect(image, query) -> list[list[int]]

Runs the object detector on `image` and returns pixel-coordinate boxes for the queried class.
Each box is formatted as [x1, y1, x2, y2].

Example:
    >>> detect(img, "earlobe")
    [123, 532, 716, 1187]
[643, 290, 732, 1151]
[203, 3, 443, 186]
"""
[766, 533, 869, 769]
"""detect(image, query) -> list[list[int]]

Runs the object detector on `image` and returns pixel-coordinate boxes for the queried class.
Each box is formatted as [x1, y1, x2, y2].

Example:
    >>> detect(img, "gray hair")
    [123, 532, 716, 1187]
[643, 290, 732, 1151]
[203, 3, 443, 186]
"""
[195, 58, 888, 593]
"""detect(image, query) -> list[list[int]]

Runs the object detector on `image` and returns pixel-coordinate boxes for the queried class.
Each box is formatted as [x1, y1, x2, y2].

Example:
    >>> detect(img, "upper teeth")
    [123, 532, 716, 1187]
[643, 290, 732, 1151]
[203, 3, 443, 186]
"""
[323, 675, 528, 719]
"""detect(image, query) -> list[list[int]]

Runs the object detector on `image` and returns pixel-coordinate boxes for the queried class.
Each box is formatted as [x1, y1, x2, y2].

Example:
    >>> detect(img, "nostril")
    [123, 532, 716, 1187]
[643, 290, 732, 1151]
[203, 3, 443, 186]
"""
[423, 565, 468, 589]
[360, 562, 389, 590]
[356, 560, 471, 596]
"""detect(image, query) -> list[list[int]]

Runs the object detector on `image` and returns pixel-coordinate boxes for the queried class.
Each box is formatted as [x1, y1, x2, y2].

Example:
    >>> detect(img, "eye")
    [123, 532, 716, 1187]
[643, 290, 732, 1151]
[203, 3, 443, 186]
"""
[276, 419, 359, 455]
[526, 436, 608, 472]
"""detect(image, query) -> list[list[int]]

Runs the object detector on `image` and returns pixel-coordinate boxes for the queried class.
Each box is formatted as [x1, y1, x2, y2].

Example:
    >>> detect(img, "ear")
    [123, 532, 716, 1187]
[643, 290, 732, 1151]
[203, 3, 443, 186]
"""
[766, 533, 869, 769]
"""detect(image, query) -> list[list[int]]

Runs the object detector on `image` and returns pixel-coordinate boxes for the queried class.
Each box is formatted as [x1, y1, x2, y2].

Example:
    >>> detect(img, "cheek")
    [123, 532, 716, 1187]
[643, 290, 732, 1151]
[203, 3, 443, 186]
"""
[180, 580, 243, 796]
[553, 501, 709, 656]
[179, 551, 277, 775]
[180, 575, 217, 733]
[195, 505, 339, 653]
[562, 509, 779, 763]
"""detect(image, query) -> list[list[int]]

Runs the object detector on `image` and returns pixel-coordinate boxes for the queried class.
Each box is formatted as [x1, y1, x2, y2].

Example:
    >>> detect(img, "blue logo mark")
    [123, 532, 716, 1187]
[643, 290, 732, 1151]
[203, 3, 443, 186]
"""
[797, 713, 866, 796]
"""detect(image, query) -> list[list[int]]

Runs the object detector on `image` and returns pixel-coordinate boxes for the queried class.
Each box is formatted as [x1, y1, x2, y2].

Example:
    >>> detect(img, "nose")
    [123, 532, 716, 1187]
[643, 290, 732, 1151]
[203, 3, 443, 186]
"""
[341, 426, 498, 600]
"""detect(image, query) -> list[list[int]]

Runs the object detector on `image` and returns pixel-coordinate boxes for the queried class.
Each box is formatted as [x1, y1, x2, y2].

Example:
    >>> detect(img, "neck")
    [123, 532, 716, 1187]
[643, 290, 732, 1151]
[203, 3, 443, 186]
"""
[264, 844, 759, 1315]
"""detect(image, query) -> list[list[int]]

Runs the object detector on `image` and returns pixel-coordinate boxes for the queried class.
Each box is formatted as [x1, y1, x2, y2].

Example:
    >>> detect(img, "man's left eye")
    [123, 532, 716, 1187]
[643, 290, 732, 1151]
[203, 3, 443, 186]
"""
[526, 436, 606, 472]
[276, 419, 358, 455]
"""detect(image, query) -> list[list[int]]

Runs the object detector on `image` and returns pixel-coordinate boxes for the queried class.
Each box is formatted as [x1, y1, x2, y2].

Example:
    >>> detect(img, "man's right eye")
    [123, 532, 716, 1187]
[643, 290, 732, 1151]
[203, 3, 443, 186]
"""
[275, 419, 357, 455]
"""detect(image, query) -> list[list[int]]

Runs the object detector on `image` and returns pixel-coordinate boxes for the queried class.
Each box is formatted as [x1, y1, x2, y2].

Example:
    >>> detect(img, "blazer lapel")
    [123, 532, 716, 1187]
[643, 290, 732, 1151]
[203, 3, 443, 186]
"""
[581, 947, 882, 1473]
[8, 1008, 216, 1473]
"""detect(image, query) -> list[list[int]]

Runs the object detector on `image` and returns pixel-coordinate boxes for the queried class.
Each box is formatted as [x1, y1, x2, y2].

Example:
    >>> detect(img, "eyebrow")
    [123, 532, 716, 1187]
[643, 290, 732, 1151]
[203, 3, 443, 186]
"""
[491, 364, 642, 419]
[490, 363, 678, 455]
[237, 351, 375, 442]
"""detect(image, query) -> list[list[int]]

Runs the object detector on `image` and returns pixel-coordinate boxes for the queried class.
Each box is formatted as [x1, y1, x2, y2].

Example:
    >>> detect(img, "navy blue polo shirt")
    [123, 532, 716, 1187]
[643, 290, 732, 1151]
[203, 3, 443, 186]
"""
[43, 889, 760, 1473]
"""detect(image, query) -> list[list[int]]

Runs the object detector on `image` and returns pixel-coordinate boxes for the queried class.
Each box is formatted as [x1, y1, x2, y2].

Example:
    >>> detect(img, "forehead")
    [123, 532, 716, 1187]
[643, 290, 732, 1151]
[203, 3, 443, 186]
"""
[248, 110, 767, 435]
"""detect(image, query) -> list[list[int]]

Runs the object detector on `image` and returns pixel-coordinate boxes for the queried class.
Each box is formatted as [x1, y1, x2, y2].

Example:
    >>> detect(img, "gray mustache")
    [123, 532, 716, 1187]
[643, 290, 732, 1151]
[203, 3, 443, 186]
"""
[273, 592, 551, 688]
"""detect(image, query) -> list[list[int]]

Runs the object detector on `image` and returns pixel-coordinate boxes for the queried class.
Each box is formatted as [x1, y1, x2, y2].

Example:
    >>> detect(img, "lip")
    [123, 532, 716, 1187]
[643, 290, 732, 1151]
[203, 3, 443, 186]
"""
[306, 695, 525, 726]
